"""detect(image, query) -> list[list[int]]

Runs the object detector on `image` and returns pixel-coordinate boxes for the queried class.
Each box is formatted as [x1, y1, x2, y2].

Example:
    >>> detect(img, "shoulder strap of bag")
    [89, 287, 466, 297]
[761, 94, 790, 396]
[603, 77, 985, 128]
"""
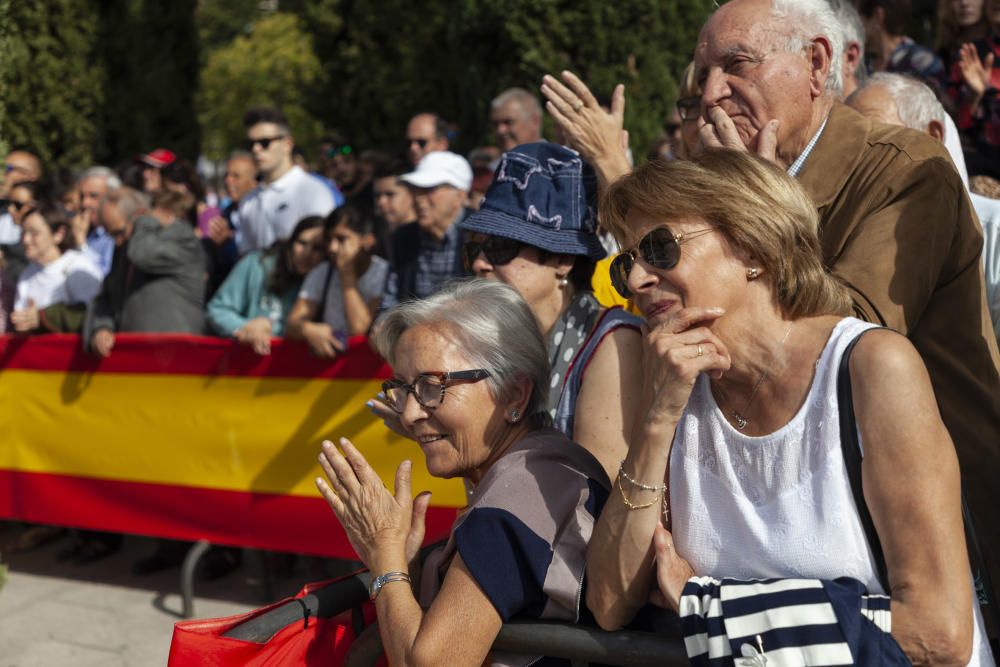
[312, 263, 333, 324]
[836, 328, 891, 593]
[839, 328, 1000, 651]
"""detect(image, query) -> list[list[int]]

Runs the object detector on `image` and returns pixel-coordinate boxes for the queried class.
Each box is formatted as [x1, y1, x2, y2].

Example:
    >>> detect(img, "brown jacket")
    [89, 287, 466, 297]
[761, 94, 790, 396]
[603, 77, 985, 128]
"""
[799, 102, 1000, 584]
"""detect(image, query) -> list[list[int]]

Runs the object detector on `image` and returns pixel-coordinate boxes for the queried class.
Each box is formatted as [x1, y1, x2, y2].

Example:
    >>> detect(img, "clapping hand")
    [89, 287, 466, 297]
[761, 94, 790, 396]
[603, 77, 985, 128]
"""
[10, 299, 39, 333]
[540, 71, 632, 185]
[958, 42, 995, 107]
[316, 438, 432, 569]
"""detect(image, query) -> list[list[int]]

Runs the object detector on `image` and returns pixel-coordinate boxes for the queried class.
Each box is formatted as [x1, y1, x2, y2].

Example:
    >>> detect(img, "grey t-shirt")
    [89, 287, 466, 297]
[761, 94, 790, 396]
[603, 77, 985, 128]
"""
[299, 256, 389, 333]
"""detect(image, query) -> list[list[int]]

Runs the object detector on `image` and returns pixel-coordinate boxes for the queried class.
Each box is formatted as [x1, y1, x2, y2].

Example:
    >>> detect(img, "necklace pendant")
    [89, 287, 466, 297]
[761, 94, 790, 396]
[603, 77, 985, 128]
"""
[733, 412, 748, 430]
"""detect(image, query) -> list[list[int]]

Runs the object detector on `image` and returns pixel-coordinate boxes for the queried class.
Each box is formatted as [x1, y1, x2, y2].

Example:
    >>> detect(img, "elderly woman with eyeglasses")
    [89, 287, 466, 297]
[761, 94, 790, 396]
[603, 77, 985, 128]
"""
[369, 143, 642, 482]
[582, 149, 994, 664]
[316, 279, 610, 666]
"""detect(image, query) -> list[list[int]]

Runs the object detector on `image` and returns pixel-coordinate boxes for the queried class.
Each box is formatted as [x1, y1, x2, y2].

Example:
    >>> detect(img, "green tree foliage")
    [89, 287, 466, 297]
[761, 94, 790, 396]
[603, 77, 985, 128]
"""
[0, 0, 104, 170]
[198, 12, 326, 161]
[97, 0, 201, 165]
[297, 0, 712, 161]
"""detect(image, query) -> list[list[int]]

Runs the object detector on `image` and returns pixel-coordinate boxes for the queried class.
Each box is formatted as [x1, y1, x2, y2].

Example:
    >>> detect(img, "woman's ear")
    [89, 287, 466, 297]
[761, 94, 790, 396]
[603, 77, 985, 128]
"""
[361, 232, 377, 252]
[52, 226, 67, 248]
[504, 375, 533, 423]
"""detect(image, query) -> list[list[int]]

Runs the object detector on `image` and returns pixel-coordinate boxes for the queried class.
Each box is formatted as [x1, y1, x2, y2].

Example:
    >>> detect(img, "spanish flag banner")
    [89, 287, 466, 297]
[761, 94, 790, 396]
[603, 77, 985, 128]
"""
[0, 334, 464, 557]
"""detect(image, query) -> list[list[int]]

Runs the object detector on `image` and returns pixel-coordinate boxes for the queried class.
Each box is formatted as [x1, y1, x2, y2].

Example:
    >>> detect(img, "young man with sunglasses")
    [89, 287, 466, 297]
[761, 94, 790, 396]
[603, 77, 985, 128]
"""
[405, 112, 450, 166]
[237, 107, 335, 254]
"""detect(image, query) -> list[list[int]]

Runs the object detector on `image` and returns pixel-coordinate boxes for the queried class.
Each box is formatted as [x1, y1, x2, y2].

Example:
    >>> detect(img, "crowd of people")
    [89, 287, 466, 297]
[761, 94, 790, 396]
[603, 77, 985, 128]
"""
[3, 0, 1000, 664]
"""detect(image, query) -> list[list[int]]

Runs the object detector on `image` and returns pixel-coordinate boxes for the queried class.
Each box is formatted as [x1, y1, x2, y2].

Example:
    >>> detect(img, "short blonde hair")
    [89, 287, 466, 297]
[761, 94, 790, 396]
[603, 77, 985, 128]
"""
[600, 149, 851, 319]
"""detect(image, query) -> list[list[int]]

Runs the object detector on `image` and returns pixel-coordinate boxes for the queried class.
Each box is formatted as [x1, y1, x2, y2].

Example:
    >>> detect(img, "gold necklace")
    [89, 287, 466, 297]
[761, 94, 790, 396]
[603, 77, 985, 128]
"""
[726, 323, 794, 430]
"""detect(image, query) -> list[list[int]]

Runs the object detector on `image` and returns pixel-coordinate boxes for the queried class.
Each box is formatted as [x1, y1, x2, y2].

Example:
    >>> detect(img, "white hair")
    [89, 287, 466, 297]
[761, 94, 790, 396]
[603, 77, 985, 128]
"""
[771, 0, 845, 95]
[373, 279, 551, 426]
[79, 165, 122, 191]
[827, 0, 868, 89]
[490, 87, 543, 119]
[861, 72, 946, 130]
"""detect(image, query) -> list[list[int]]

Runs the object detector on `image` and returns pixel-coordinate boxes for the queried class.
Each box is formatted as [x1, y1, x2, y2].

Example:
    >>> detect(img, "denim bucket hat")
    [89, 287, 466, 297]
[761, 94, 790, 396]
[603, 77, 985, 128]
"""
[459, 142, 606, 260]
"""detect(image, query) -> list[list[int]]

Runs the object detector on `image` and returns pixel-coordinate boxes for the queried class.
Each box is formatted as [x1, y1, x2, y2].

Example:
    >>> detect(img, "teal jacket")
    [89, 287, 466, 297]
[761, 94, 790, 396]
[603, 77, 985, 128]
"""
[206, 250, 300, 337]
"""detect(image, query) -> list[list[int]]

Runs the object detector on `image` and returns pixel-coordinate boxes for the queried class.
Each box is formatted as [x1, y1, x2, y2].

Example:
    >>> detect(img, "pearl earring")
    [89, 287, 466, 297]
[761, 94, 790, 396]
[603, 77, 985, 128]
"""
[558, 276, 569, 288]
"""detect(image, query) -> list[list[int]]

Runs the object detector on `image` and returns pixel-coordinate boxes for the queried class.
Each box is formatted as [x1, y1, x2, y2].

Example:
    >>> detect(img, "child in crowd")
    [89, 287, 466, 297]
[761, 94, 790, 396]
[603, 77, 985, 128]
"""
[206, 216, 326, 355]
[285, 205, 388, 357]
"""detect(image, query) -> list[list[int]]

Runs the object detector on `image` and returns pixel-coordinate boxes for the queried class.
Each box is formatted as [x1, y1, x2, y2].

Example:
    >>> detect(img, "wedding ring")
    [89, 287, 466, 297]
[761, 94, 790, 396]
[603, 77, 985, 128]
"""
[572, 100, 583, 112]
[697, 344, 704, 357]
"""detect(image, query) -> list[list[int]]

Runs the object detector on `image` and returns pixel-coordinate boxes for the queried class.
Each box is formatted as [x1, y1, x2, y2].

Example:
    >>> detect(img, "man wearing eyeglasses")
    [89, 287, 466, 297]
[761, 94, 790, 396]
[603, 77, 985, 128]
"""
[0, 149, 42, 245]
[406, 113, 450, 166]
[237, 107, 335, 254]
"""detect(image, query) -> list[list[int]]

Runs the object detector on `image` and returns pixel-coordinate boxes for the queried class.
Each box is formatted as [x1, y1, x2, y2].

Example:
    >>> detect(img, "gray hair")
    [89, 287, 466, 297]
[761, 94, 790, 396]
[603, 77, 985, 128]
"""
[227, 150, 253, 163]
[373, 279, 550, 425]
[771, 0, 845, 95]
[104, 186, 150, 222]
[79, 165, 122, 191]
[828, 0, 868, 89]
[860, 72, 946, 129]
[490, 87, 543, 120]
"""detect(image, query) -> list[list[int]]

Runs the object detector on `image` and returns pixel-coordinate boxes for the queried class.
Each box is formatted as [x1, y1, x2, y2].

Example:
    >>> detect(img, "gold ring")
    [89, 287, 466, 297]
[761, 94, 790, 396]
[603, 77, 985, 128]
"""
[572, 101, 583, 112]
[697, 344, 704, 357]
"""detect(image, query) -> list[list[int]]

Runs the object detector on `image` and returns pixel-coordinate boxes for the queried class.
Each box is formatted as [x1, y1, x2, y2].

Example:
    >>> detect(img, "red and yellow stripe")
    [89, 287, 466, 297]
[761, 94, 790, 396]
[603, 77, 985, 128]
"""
[0, 334, 463, 557]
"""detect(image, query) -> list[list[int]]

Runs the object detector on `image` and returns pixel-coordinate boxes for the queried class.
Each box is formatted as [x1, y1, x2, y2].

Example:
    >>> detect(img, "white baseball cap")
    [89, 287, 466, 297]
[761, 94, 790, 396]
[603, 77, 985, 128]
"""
[400, 151, 473, 191]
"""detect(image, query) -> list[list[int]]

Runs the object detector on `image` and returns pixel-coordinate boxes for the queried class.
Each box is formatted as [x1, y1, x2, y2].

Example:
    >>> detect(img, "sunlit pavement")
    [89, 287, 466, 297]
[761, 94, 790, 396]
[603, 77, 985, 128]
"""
[0, 530, 342, 666]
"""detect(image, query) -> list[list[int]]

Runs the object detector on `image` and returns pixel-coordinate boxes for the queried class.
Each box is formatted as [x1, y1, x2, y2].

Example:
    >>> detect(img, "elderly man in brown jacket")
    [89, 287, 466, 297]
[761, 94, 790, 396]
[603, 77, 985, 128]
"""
[543, 0, 1000, 598]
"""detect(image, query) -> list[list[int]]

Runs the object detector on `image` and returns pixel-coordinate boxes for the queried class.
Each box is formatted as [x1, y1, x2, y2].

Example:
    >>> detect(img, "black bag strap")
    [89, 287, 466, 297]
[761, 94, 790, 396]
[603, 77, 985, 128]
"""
[838, 327, 1000, 651]
[312, 262, 334, 324]
[836, 328, 891, 592]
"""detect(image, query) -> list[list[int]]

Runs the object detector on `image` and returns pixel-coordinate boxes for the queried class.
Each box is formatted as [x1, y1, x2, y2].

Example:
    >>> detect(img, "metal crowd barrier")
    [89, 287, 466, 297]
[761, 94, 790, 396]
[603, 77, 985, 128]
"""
[223, 572, 689, 666]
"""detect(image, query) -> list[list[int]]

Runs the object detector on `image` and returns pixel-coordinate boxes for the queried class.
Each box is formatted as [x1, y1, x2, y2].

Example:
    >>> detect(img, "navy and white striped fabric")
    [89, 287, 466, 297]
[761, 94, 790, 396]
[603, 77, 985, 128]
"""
[679, 576, 910, 666]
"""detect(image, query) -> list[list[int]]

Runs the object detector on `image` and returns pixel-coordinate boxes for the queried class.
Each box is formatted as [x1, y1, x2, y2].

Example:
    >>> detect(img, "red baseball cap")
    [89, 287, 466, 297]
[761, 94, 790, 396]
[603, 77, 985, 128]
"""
[138, 148, 177, 169]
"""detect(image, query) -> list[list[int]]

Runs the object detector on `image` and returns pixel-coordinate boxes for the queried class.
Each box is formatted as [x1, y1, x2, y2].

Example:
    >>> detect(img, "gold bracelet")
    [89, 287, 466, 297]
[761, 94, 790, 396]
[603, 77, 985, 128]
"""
[616, 475, 661, 510]
[618, 461, 667, 493]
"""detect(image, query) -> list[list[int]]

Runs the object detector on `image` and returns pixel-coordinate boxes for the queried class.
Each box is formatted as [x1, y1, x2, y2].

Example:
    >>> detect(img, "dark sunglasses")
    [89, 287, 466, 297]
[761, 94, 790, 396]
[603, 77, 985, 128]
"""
[462, 236, 524, 272]
[381, 369, 490, 413]
[610, 225, 715, 298]
[7, 200, 31, 212]
[676, 96, 701, 122]
[243, 135, 288, 151]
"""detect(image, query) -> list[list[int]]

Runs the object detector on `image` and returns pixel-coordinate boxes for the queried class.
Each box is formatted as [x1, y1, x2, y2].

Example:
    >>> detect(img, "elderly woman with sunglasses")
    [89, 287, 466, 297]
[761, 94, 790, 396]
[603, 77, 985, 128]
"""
[460, 142, 643, 481]
[316, 279, 610, 666]
[586, 150, 993, 665]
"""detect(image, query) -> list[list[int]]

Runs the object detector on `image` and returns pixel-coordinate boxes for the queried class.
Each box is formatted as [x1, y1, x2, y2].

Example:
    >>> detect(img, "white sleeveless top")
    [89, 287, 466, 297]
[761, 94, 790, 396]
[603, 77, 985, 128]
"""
[670, 317, 993, 665]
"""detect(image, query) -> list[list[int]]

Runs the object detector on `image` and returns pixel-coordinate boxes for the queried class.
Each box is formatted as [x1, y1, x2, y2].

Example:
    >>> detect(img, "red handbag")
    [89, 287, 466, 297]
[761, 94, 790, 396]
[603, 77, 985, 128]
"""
[168, 574, 383, 666]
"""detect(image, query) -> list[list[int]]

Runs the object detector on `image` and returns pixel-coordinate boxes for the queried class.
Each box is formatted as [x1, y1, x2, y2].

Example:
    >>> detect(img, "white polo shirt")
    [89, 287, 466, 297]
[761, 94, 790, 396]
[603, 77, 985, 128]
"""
[237, 165, 335, 253]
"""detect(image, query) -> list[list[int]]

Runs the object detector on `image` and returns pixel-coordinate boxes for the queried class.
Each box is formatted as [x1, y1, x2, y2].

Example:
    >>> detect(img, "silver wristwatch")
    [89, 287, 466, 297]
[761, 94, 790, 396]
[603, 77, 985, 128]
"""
[369, 571, 411, 600]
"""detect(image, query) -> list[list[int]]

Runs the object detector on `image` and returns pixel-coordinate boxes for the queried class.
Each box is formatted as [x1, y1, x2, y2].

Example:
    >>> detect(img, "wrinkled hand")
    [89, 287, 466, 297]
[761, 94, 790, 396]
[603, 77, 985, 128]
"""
[639, 306, 731, 428]
[368, 392, 414, 440]
[697, 106, 779, 165]
[303, 321, 345, 358]
[541, 71, 631, 184]
[92, 328, 116, 358]
[958, 43, 994, 100]
[10, 299, 39, 333]
[235, 316, 273, 355]
[206, 216, 233, 246]
[649, 523, 695, 613]
[316, 438, 432, 568]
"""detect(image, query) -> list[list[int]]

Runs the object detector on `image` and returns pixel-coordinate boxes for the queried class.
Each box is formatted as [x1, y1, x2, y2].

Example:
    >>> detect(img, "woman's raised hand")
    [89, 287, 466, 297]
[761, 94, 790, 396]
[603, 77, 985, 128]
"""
[368, 392, 413, 440]
[316, 438, 431, 567]
[958, 42, 994, 103]
[639, 306, 731, 428]
[540, 71, 631, 185]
